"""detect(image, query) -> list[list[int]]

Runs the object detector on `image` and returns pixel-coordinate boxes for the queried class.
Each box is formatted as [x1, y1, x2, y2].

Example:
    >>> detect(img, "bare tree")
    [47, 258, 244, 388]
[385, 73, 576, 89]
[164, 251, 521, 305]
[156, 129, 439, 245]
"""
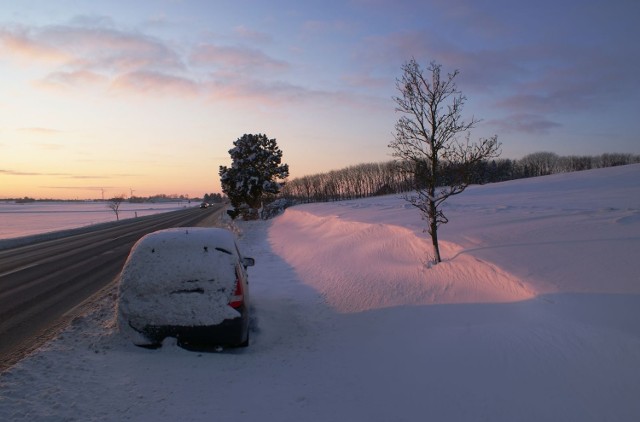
[520, 151, 559, 176]
[389, 59, 500, 264]
[108, 195, 126, 221]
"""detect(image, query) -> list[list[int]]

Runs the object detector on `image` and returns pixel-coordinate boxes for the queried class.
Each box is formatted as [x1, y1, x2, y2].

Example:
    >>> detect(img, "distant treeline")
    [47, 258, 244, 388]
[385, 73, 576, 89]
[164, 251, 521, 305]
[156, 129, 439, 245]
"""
[129, 193, 224, 203]
[5, 194, 198, 203]
[128, 194, 193, 203]
[281, 152, 640, 203]
[202, 193, 224, 203]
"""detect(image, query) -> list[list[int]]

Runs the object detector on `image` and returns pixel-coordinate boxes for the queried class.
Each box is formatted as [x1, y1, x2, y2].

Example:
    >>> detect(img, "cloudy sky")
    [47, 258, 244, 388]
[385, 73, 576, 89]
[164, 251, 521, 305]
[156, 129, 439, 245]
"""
[1, 0, 638, 199]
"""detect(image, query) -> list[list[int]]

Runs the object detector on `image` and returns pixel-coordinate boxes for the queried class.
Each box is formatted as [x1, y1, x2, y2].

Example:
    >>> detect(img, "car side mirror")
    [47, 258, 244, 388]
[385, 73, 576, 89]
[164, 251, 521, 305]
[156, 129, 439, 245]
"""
[242, 257, 255, 268]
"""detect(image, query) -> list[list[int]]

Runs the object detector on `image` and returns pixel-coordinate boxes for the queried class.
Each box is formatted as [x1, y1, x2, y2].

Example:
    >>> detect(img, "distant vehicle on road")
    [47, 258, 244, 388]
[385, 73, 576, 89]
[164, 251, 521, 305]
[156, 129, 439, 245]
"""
[199, 202, 209, 209]
[117, 227, 254, 349]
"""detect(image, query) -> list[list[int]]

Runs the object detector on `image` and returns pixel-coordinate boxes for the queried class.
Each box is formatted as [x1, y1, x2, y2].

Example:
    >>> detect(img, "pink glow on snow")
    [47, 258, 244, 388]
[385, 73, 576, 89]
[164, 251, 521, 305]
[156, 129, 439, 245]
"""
[268, 210, 535, 313]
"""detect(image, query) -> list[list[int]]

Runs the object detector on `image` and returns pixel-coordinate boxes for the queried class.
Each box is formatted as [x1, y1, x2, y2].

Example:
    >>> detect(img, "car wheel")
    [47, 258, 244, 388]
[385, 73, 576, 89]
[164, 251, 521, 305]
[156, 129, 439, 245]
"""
[239, 332, 249, 348]
[136, 341, 162, 349]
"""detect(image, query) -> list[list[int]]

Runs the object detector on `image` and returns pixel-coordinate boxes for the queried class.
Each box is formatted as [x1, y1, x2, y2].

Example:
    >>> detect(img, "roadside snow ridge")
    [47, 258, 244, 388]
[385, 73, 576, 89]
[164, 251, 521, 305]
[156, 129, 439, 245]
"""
[269, 209, 535, 313]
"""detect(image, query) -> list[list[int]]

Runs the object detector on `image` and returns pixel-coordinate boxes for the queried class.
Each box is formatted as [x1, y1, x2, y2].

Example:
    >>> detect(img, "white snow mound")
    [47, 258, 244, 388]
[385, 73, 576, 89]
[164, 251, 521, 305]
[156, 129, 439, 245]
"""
[269, 209, 535, 312]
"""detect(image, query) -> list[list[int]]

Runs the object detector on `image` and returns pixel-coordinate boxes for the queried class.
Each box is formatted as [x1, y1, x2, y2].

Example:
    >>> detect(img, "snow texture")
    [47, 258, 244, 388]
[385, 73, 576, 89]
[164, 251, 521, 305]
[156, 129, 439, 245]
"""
[1, 164, 639, 421]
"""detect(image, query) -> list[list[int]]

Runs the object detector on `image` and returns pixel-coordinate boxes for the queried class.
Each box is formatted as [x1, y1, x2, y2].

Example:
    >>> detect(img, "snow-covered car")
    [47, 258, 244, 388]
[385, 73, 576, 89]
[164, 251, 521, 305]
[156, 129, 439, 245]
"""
[117, 227, 254, 349]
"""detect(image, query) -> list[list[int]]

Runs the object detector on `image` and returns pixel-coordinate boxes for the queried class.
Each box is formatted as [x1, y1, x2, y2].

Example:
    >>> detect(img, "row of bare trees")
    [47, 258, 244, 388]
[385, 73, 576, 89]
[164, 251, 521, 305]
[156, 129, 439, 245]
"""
[514, 152, 640, 178]
[281, 152, 640, 204]
[280, 161, 412, 203]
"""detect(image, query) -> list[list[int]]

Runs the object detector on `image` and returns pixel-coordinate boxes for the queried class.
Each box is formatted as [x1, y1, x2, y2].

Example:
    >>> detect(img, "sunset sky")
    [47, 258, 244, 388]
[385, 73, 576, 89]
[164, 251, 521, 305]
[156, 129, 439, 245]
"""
[1, 0, 639, 200]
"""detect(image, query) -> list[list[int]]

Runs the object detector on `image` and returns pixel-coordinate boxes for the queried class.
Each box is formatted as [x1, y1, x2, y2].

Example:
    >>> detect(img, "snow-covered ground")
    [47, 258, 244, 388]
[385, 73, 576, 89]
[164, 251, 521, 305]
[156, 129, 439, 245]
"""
[0, 201, 196, 240]
[1, 165, 639, 421]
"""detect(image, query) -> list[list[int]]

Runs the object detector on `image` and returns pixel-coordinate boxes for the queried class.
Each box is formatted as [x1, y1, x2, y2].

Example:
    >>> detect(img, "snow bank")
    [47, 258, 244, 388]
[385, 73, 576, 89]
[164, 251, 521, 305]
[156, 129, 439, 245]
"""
[294, 164, 640, 296]
[269, 209, 534, 312]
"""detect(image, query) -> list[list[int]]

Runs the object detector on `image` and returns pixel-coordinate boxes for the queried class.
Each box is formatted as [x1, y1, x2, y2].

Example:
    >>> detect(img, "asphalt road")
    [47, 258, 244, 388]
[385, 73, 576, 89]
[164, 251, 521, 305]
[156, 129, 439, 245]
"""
[0, 204, 225, 372]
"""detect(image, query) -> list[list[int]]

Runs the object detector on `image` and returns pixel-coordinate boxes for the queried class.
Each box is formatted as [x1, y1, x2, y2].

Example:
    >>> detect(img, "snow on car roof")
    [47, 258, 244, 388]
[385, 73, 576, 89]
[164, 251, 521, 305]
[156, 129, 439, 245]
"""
[131, 227, 239, 255]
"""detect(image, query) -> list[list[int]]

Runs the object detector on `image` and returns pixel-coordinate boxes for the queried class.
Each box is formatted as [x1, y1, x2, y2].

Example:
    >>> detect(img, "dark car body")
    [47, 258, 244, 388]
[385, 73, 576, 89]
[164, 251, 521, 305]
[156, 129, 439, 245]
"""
[117, 227, 254, 349]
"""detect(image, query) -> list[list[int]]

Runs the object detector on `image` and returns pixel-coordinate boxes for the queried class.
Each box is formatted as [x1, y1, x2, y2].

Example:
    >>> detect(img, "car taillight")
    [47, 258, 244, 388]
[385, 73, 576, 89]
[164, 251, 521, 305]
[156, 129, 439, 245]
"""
[229, 272, 244, 308]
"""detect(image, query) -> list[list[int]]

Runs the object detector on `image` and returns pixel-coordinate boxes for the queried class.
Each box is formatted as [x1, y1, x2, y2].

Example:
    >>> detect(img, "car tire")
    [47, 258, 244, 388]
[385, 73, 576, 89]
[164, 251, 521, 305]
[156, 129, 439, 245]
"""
[239, 332, 249, 348]
[136, 341, 162, 349]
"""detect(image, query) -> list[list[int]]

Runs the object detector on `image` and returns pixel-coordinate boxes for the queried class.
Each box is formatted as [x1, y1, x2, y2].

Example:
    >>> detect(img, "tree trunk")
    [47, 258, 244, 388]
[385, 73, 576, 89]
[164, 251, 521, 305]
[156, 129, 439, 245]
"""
[429, 151, 441, 263]
[428, 199, 441, 263]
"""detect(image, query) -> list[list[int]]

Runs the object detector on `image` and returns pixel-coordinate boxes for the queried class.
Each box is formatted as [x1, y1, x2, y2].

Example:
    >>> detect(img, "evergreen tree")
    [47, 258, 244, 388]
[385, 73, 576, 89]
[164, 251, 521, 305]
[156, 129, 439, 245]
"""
[219, 133, 289, 219]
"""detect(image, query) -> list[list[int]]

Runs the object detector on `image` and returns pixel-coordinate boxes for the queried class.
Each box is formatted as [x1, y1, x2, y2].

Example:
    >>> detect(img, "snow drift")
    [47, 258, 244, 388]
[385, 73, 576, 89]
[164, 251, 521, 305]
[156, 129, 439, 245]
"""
[269, 210, 535, 313]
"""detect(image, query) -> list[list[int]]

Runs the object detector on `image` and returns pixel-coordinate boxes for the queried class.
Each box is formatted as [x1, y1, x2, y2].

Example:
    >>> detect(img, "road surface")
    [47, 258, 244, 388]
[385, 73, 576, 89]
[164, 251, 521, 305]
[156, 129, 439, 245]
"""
[0, 204, 224, 371]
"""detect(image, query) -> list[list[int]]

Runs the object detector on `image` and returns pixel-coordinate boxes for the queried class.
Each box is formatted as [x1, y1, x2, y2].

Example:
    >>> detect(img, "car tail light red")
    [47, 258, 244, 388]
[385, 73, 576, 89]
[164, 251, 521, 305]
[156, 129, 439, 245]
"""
[229, 269, 244, 308]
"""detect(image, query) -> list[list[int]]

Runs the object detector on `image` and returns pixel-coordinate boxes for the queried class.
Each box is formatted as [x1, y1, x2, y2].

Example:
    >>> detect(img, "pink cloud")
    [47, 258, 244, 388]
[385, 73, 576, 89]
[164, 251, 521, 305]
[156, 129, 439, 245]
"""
[110, 71, 199, 96]
[190, 44, 289, 72]
[0, 169, 69, 176]
[356, 29, 527, 91]
[233, 26, 272, 44]
[205, 72, 385, 112]
[1, 23, 201, 99]
[42, 26, 183, 73]
[0, 27, 69, 63]
[36, 70, 109, 91]
[487, 114, 562, 135]
[1, 24, 183, 77]
[206, 75, 315, 105]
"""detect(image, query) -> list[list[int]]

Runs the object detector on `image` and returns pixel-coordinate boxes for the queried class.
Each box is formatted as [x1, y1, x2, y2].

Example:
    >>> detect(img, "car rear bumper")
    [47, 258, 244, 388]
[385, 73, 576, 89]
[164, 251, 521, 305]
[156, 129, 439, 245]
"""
[141, 313, 249, 348]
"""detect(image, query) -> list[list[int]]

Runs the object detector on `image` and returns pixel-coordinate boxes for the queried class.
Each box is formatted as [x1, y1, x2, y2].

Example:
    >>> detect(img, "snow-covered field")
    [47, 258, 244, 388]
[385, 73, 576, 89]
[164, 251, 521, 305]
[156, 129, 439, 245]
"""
[1, 165, 639, 421]
[0, 201, 196, 240]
